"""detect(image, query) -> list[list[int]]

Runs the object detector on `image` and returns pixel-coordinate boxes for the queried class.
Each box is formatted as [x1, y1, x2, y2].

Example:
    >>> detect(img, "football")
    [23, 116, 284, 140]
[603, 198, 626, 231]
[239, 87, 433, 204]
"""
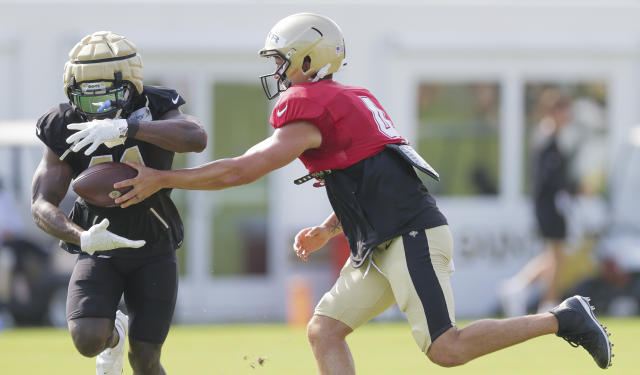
[72, 162, 138, 207]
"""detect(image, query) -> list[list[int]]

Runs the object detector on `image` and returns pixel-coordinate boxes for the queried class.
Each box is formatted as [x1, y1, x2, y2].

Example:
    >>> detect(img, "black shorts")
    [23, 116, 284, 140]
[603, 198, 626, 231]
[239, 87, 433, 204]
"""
[66, 251, 178, 343]
[535, 202, 567, 240]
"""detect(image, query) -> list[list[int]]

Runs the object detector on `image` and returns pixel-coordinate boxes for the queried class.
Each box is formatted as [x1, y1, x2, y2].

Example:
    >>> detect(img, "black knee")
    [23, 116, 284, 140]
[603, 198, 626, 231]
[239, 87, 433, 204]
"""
[129, 340, 163, 374]
[68, 318, 113, 357]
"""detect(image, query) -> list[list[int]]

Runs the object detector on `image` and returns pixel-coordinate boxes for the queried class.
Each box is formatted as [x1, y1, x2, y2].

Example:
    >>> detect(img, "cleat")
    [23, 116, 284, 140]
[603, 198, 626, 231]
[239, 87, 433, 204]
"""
[551, 296, 612, 369]
[96, 310, 128, 375]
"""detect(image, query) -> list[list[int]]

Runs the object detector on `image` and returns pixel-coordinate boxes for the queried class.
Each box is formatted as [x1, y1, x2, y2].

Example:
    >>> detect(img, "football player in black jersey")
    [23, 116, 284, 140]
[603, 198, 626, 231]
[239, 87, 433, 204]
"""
[31, 31, 206, 375]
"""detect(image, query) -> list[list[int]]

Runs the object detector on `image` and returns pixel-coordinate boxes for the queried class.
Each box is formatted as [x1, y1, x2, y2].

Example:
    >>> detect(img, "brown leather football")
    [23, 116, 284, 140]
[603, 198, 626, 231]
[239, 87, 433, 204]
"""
[72, 162, 138, 207]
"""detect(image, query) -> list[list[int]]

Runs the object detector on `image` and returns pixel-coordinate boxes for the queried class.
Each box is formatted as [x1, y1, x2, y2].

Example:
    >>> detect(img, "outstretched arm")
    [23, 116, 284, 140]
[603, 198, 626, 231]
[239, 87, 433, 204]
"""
[114, 120, 322, 208]
[293, 212, 343, 262]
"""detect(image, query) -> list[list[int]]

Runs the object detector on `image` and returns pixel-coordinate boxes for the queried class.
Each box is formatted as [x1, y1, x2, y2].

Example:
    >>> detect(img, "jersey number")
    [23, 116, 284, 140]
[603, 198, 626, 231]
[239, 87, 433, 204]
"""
[88, 145, 145, 167]
[359, 96, 401, 139]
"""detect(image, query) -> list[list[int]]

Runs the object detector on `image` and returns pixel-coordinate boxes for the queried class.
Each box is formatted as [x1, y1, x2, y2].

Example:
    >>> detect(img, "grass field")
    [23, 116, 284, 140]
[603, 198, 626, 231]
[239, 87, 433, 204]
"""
[0, 318, 637, 374]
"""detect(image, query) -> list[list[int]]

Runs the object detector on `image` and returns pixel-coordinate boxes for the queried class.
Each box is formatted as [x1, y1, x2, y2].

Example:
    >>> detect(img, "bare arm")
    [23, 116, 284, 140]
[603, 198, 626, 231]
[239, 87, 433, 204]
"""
[114, 121, 322, 207]
[293, 212, 343, 262]
[132, 108, 207, 153]
[166, 121, 321, 189]
[31, 147, 83, 245]
[321, 212, 343, 237]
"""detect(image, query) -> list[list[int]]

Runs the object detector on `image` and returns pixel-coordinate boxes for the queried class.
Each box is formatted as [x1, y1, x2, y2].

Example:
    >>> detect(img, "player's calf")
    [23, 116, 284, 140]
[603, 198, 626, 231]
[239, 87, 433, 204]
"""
[128, 340, 164, 375]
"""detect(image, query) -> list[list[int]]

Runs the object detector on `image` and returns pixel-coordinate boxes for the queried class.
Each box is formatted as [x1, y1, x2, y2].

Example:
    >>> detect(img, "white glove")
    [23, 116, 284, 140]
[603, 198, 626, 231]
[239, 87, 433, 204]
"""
[80, 219, 145, 254]
[66, 118, 129, 155]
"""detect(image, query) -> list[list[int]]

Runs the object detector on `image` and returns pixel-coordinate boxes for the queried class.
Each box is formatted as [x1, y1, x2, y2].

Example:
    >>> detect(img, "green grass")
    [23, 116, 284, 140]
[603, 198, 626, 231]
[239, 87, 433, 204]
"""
[0, 318, 637, 374]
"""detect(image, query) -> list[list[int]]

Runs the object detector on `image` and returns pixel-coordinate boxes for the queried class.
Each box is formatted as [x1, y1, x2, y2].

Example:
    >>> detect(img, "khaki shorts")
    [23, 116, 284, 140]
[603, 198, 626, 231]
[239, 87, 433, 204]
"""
[315, 225, 455, 352]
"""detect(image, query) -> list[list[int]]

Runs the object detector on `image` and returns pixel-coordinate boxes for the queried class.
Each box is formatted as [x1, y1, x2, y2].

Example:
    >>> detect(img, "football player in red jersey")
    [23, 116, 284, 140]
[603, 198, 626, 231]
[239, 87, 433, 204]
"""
[109, 13, 612, 372]
[31, 31, 206, 375]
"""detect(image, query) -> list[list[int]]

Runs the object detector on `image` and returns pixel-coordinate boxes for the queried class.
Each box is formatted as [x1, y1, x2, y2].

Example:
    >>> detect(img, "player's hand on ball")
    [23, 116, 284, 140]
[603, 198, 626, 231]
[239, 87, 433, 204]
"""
[66, 118, 128, 155]
[293, 226, 331, 262]
[113, 162, 164, 208]
[80, 218, 145, 254]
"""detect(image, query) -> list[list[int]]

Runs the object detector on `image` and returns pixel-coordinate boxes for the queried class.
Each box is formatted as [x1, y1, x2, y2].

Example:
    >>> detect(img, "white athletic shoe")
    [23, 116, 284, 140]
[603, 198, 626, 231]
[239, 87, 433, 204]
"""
[497, 279, 530, 317]
[96, 310, 128, 375]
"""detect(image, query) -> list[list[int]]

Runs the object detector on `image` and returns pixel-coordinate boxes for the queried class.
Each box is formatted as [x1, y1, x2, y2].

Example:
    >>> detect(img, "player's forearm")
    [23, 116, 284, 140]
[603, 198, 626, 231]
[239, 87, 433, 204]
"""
[31, 199, 83, 245]
[146, 123, 316, 192]
[320, 212, 343, 237]
[134, 119, 207, 153]
[159, 157, 255, 191]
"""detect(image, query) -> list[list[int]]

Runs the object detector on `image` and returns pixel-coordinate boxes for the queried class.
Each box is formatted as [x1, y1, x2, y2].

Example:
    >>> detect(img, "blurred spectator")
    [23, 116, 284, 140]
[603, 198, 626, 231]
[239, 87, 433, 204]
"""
[0, 180, 69, 327]
[0, 180, 24, 241]
[0, 180, 24, 328]
[568, 121, 640, 316]
[499, 90, 575, 316]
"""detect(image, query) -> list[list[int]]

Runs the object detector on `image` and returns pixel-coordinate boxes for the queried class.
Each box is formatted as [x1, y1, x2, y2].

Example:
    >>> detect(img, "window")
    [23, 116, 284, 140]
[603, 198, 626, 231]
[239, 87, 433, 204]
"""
[416, 83, 501, 196]
[210, 83, 270, 276]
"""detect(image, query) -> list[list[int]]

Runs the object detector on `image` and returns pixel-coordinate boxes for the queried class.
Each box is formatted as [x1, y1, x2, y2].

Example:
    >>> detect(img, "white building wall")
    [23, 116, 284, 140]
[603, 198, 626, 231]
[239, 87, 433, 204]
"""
[1, 1, 640, 321]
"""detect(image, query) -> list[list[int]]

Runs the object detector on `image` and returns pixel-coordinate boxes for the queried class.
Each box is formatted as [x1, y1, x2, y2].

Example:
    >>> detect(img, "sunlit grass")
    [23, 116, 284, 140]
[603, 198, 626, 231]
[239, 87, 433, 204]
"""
[0, 317, 636, 374]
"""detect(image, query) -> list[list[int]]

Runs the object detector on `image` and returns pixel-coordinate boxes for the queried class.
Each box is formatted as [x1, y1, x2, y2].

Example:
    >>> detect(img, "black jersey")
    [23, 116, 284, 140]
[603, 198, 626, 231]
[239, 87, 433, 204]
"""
[36, 86, 186, 258]
[324, 148, 448, 268]
[533, 136, 570, 206]
[531, 136, 571, 239]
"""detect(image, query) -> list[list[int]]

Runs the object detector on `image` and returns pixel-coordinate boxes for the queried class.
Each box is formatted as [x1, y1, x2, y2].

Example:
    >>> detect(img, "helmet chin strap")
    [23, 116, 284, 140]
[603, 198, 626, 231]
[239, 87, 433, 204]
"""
[312, 63, 331, 82]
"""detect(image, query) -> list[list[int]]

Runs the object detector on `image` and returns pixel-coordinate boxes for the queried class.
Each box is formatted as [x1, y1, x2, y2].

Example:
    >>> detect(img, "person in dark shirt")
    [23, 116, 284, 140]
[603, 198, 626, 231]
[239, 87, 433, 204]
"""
[500, 92, 574, 316]
[107, 14, 610, 371]
[31, 31, 206, 375]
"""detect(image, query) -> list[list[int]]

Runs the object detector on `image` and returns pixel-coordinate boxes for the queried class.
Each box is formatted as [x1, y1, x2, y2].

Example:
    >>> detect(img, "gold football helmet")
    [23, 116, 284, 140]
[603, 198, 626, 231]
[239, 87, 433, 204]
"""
[63, 31, 143, 118]
[259, 13, 346, 99]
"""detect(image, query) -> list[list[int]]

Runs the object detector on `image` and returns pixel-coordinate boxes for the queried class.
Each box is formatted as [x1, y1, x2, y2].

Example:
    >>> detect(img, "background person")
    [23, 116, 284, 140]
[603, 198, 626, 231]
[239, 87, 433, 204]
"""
[0, 181, 23, 328]
[500, 90, 575, 316]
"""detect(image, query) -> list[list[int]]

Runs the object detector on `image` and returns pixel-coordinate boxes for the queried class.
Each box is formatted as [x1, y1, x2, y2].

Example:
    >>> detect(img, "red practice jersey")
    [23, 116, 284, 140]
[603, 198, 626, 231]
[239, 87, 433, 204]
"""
[269, 79, 407, 173]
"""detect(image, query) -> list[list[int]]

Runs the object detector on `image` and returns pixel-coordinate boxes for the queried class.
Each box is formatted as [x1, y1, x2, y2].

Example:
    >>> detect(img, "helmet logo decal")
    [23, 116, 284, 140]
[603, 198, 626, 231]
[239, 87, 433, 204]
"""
[81, 82, 108, 93]
[266, 32, 287, 48]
